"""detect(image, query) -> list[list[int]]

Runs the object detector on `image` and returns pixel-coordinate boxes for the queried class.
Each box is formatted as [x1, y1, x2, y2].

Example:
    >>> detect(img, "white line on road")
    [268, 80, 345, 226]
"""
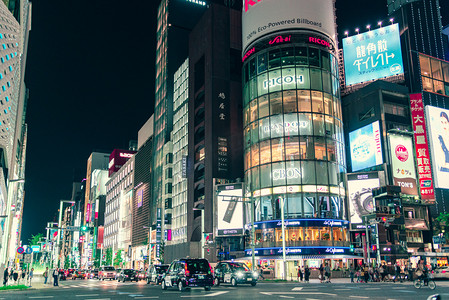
[85, 299, 110, 300]
[365, 288, 381, 290]
[335, 289, 351, 291]
[29, 297, 54, 299]
[134, 298, 159, 299]
[291, 287, 303, 291]
[181, 291, 229, 298]
[349, 297, 369, 299]
[76, 295, 99, 297]
[279, 296, 294, 299]
[261, 292, 337, 296]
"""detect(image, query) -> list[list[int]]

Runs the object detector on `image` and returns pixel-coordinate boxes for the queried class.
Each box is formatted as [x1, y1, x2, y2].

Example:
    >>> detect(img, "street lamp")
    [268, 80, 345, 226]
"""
[143, 225, 152, 267]
[193, 205, 205, 259]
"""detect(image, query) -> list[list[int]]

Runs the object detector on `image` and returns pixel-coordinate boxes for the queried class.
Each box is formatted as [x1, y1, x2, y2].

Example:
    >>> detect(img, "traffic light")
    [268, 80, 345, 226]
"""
[372, 245, 377, 251]
[381, 217, 387, 223]
[350, 244, 354, 253]
[81, 226, 88, 232]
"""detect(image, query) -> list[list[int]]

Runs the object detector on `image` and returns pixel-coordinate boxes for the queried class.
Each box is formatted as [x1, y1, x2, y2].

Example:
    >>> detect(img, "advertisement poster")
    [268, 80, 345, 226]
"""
[343, 23, 404, 86]
[426, 105, 449, 189]
[410, 94, 434, 200]
[242, 0, 336, 52]
[347, 173, 380, 224]
[216, 183, 244, 236]
[388, 134, 418, 195]
[349, 121, 383, 172]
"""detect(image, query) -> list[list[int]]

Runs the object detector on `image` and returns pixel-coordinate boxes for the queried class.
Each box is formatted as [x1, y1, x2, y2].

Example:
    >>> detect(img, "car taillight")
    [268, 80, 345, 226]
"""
[209, 264, 213, 275]
[185, 265, 190, 276]
[442, 270, 446, 273]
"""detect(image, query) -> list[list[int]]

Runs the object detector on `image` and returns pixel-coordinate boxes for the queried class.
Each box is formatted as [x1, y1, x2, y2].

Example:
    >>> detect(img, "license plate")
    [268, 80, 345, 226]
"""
[198, 275, 204, 279]
[247, 278, 252, 281]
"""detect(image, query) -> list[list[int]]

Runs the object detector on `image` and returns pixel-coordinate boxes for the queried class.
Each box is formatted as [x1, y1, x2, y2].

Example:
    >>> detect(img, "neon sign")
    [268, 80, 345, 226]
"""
[272, 168, 302, 180]
[264, 120, 308, 134]
[244, 0, 263, 12]
[309, 36, 330, 48]
[242, 47, 255, 62]
[263, 75, 303, 89]
[269, 35, 291, 45]
[119, 152, 133, 158]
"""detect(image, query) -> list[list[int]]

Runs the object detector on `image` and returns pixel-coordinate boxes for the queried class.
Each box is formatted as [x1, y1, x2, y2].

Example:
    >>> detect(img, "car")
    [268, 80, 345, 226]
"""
[214, 262, 258, 286]
[115, 269, 122, 280]
[136, 270, 145, 281]
[117, 269, 139, 282]
[432, 266, 449, 279]
[146, 264, 169, 284]
[73, 269, 87, 280]
[99, 266, 117, 280]
[90, 269, 99, 279]
[161, 258, 213, 292]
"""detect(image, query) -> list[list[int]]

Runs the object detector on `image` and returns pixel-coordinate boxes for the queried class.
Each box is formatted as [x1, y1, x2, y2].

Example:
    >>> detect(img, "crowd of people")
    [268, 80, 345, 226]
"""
[2, 267, 34, 287]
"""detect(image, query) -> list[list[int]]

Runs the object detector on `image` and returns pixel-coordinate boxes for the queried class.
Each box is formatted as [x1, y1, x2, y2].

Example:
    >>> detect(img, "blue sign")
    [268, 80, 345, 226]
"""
[343, 23, 404, 86]
[25, 247, 32, 254]
[17, 247, 24, 254]
[349, 121, 383, 172]
[244, 246, 354, 257]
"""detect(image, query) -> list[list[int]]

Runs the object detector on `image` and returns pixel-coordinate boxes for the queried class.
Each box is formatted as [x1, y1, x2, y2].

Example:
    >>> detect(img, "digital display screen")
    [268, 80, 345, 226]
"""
[349, 121, 383, 172]
[343, 23, 404, 86]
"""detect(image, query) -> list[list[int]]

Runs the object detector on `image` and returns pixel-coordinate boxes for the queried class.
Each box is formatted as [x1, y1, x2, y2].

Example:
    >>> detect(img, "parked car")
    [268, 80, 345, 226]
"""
[213, 262, 258, 286]
[99, 266, 117, 280]
[161, 258, 213, 291]
[117, 269, 139, 282]
[432, 266, 449, 279]
[73, 269, 87, 280]
[146, 264, 169, 284]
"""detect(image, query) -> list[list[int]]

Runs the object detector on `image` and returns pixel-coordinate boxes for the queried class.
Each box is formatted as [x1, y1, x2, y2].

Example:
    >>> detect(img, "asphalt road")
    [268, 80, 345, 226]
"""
[1, 278, 448, 300]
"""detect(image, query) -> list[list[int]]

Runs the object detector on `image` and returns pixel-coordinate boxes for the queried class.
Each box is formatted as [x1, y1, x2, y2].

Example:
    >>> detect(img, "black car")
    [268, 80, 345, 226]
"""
[214, 262, 258, 286]
[146, 264, 169, 284]
[161, 258, 214, 291]
[117, 269, 138, 282]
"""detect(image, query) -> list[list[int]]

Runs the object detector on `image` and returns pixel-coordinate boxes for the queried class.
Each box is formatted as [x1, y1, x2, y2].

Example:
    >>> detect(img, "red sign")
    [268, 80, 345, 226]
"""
[308, 36, 331, 48]
[85, 203, 91, 223]
[269, 35, 291, 45]
[410, 93, 435, 201]
[395, 145, 409, 162]
[17, 247, 24, 254]
[242, 47, 255, 62]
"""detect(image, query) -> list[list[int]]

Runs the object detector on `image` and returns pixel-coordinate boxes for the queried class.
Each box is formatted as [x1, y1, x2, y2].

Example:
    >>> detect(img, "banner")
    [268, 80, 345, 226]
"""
[349, 121, 383, 172]
[410, 94, 434, 201]
[347, 172, 380, 224]
[388, 134, 418, 195]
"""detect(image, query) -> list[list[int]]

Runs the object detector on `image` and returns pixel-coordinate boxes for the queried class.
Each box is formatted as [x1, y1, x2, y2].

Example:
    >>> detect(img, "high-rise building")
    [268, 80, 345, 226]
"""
[241, 0, 350, 277]
[0, 0, 31, 270]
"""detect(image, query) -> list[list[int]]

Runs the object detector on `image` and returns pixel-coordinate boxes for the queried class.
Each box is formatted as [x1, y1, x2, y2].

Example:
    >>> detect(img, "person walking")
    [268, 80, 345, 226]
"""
[297, 266, 303, 282]
[363, 264, 369, 283]
[43, 267, 49, 284]
[324, 263, 331, 283]
[12, 269, 18, 283]
[319, 264, 324, 283]
[408, 263, 414, 281]
[393, 263, 401, 282]
[350, 265, 355, 283]
[28, 268, 34, 287]
[52, 268, 59, 286]
[304, 265, 310, 283]
[3, 267, 8, 286]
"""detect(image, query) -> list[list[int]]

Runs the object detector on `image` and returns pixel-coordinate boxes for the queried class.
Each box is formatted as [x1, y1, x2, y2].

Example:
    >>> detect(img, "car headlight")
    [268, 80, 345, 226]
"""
[236, 272, 244, 278]
[253, 272, 258, 278]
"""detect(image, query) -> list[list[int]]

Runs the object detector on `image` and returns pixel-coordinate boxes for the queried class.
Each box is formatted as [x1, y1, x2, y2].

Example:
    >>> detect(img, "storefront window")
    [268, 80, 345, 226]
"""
[326, 138, 336, 162]
[328, 163, 338, 185]
[298, 90, 311, 112]
[272, 162, 286, 186]
[286, 193, 302, 218]
[302, 161, 316, 185]
[250, 98, 258, 122]
[271, 138, 285, 162]
[313, 114, 325, 136]
[325, 115, 334, 136]
[285, 137, 300, 160]
[333, 227, 344, 242]
[316, 162, 328, 185]
[270, 114, 284, 138]
[251, 144, 260, 168]
[259, 95, 269, 118]
[303, 193, 316, 218]
[259, 139, 271, 164]
[324, 93, 333, 115]
[260, 196, 273, 221]
[310, 68, 322, 91]
[270, 92, 283, 115]
[311, 91, 323, 113]
[286, 160, 301, 185]
[284, 113, 299, 137]
[260, 164, 272, 188]
[320, 226, 331, 241]
[283, 90, 297, 113]
[300, 136, 314, 160]
[314, 137, 326, 160]
[299, 113, 313, 136]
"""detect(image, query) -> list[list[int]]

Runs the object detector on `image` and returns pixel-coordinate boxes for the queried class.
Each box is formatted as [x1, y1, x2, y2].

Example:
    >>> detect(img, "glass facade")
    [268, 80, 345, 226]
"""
[419, 53, 449, 97]
[243, 35, 347, 227]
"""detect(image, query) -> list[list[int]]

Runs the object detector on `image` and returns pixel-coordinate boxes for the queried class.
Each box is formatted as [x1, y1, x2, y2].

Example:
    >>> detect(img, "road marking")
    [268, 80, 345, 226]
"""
[279, 296, 294, 299]
[85, 299, 110, 300]
[365, 288, 381, 290]
[397, 290, 415, 293]
[181, 291, 229, 298]
[261, 292, 337, 296]
[76, 295, 99, 297]
[335, 289, 351, 291]
[29, 297, 54, 299]
[291, 287, 303, 291]
[134, 298, 159, 299]
[128, 295, 144, 298]
[392, 287, 406, 289]
[349, 297, 369, 299]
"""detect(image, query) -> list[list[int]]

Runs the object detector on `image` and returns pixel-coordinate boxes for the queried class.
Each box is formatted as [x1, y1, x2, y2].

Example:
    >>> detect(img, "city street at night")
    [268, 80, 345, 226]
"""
[1, 279, 449, 300]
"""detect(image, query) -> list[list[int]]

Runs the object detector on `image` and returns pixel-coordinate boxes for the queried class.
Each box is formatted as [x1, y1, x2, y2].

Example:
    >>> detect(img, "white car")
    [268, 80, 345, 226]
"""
[432, 266, 449, 279]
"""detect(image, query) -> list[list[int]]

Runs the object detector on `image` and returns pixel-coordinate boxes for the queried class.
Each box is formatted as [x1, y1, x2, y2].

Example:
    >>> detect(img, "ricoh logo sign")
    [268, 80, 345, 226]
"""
[242, 0, 336, 53]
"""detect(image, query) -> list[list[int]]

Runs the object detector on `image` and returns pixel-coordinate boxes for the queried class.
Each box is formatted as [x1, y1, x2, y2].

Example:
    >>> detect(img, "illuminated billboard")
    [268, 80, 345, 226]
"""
[242, 0, 336, 52]
[349, 121, 383, 172]
[426, 105, 449, 189]
[388, 134, 418, 195]
[216, 183, 244, 236]
[347, 172, 380, 224]
[342, 23, 404, 86]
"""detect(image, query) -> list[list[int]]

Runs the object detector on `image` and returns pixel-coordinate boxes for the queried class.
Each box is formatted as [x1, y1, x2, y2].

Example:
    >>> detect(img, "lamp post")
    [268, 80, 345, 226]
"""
[279, 197, 286, 280]
[193, 205, 205, 259]
[143, 226, 152, 267]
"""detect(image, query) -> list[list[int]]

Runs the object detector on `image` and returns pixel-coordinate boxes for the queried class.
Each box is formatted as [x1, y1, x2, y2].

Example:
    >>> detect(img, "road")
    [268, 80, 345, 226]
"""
[0, 278, 448, 299]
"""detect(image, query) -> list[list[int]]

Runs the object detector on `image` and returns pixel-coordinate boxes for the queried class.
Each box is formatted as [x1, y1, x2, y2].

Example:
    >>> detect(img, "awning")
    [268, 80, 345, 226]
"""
[405, 219, 429, 230]
[236, 254, 363, 260]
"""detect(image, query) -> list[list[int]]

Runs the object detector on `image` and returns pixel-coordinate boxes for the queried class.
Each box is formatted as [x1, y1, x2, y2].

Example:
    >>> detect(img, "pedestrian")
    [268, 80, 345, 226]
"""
[393, 263, 401, 282]
[356, 267, 361, 283]
[297, 266, 303, 282]
[363, 264, 369, 283]
[43, 267, 49, 284]
[52, 268, 59, 286]
[324, 263, 331, 283]
[304, 265, 310, 283]
[9, 268, 13, 280]
[21, 269, 26, 283]
[28, 268, 34, 287]
[258, 265, 265, 280]
[3, 267, 8, 286]
[12, 269, 18, 283]
[379, 264, 385, 281]
[408, 263, 414, 281]
[319, 264, 324, 283]
[350, 265, 355, 283]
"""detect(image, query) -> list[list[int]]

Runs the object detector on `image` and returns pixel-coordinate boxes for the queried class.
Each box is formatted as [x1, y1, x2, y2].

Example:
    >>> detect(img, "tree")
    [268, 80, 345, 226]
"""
[105, 248, 113, 266]
[435, 212, 449, 238]
[28, 233, 43, 246]
[113, 250, 123, 267]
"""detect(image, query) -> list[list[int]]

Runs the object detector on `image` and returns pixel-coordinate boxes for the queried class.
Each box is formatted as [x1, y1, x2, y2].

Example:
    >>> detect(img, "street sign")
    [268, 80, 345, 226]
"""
[66, 226, 80, 231]
[25, 247, 33, 254]
[24, 254, 32, 263]
[17, 247, 24, 254]
[354, 248, 364, 254]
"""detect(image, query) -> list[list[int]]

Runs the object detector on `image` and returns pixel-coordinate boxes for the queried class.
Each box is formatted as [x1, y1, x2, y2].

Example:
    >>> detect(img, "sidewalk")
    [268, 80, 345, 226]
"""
[1, 274, 55, 290]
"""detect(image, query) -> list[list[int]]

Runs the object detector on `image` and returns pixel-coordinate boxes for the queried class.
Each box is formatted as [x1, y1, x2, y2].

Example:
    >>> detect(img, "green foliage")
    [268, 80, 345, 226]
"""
[0, 285, 29, 291]
[105, 248, 113, 266]
[434, 212, 449, 237]
[28, 233, 43, 246]
[113, 250, 123, 267]
[64, 256, 70, 269]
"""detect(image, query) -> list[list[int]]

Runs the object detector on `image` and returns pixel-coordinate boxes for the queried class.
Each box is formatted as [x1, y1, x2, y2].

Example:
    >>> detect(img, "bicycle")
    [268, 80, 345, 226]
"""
[414, 276, 436, 290]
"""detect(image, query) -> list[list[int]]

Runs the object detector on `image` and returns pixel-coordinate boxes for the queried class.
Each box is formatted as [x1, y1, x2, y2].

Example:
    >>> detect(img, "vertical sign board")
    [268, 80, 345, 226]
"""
[349, 121, 383, 172]
[425, 105, 449, 189]
[410, 94, 435, 201]
[388, 134, 418, 195]
[347, 173, 380, 224]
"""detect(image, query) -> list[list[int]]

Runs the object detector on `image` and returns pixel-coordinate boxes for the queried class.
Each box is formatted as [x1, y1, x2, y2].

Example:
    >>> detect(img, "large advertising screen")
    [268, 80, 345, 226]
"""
[342, 23, 404, 86]
[388, 134, 418, 195]
[347, 172, 380, 224]
[426, 105, 449, 189]
[216, 183, 244, 236]
[349, 121, 383, 172]
[242, 0, 336, 53]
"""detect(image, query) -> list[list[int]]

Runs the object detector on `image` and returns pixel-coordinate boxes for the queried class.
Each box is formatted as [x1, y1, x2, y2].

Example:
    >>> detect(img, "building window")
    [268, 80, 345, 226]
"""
[165, 168, 172, 179]
[165, 153, 173, 164]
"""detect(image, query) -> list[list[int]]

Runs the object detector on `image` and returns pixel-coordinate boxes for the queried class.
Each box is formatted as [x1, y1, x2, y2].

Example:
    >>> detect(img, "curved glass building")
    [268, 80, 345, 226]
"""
[242, 0, 350, 274]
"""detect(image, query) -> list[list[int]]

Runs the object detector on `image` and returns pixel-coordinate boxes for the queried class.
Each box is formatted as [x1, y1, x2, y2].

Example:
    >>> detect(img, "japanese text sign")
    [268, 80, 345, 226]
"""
[410, 93, 434, 201]
[343, 23, 404, 86]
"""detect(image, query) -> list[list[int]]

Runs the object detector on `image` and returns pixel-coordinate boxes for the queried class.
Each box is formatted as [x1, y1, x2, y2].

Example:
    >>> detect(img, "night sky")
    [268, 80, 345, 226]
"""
[21, 0, 449, 243]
